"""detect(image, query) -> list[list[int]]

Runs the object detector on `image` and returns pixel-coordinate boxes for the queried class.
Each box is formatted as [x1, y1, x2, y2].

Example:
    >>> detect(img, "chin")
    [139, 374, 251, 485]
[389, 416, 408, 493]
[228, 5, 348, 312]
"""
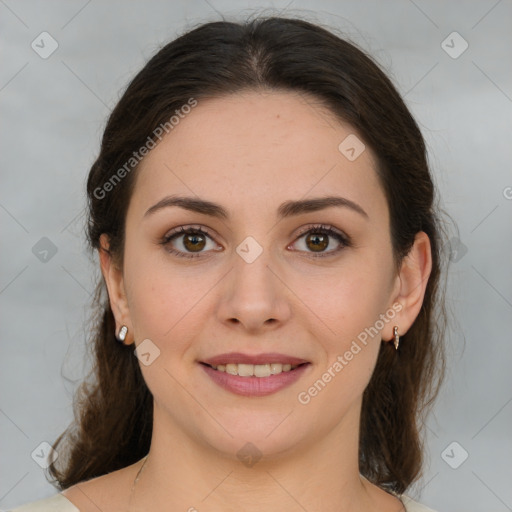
[196, 415, 310, 465]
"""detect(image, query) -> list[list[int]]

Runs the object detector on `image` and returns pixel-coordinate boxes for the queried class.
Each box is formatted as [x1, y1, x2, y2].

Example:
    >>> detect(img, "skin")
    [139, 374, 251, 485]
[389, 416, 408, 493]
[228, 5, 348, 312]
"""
[63, 90, 432, 512]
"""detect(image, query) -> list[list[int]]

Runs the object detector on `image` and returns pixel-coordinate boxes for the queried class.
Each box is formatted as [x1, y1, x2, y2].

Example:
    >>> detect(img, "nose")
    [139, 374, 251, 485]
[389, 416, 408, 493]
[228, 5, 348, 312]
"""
[215, 245, 292, 333]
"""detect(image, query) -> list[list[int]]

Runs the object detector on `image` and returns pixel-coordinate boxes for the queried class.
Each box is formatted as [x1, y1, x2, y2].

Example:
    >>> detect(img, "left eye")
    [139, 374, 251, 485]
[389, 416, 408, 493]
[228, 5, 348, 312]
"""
[290, 224, 350, 257]
[161, 224, 350, 259]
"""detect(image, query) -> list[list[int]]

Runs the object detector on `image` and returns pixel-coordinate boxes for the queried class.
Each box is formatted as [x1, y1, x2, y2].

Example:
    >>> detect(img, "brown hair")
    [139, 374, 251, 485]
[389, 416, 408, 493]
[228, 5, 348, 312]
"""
[48, 15, 449, 495]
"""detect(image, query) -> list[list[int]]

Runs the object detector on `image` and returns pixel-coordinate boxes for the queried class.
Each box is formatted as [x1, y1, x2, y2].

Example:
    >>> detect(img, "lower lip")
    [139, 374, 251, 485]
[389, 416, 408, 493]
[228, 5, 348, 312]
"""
[200, 363, 311, 397]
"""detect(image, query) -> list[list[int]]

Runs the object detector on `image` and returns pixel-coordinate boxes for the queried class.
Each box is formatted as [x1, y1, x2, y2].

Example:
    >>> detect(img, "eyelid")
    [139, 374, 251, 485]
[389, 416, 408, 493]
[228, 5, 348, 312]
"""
[162, 224, 214, 240]
[294, 223, 343, 239]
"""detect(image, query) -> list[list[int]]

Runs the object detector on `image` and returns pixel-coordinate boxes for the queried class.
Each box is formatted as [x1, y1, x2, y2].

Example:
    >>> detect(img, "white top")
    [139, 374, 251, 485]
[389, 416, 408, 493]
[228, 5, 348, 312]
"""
[10, 494, 79, 511]
[9, 492, 438, 511]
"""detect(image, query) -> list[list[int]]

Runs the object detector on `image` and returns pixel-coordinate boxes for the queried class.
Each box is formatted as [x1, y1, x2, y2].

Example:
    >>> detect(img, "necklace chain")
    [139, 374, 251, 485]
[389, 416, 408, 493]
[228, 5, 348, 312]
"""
[127, 456, 405, 511]
[128, 454, 149, 511]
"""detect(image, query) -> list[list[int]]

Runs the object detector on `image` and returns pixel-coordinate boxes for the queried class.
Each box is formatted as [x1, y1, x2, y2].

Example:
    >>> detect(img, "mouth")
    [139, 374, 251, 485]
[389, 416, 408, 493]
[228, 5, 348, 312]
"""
[198, 352, 311, 396]
[199, 360, 311, 397]
[199, 361, 309, 378]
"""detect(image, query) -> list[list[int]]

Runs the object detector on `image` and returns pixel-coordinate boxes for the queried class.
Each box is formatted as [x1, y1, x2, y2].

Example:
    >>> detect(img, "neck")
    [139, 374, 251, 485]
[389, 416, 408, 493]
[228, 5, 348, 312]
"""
[129, 401, 400, 512]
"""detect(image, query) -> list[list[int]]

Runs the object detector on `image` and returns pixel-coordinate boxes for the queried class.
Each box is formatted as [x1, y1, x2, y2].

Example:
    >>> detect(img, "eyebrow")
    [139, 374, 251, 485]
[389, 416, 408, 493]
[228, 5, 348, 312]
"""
[144, 194, 369, 220]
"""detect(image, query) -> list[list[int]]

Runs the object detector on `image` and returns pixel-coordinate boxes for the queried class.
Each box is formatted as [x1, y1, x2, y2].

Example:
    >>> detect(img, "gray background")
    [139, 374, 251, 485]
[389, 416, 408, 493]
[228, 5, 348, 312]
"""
[1, 1, 511, 511]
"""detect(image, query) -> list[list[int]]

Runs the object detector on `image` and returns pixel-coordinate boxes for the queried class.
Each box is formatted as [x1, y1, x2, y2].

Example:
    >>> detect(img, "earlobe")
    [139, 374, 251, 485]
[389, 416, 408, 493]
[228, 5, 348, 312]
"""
[386, 231, 432, 342]
[98, 234, 133, 344]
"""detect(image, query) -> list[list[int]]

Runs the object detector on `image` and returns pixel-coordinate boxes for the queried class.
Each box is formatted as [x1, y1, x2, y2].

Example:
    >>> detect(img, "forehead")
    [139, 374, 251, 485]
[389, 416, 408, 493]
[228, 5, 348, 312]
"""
[131, 90, 387, 223]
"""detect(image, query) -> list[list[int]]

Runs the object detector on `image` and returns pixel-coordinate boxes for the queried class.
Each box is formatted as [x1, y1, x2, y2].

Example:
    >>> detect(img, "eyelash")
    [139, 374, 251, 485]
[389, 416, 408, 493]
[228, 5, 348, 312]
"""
[160, 224, 351, 259]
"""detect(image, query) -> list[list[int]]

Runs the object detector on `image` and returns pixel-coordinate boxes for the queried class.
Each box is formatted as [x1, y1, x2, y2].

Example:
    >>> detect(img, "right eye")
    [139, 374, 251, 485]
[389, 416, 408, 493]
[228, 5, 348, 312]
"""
[161, 226, 221, 259]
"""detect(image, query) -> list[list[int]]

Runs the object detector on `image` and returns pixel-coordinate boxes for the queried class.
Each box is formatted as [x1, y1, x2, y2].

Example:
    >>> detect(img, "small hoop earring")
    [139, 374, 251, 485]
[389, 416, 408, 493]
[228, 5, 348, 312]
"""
[117, 325, 128, 344]
[393, 326, 400, 350]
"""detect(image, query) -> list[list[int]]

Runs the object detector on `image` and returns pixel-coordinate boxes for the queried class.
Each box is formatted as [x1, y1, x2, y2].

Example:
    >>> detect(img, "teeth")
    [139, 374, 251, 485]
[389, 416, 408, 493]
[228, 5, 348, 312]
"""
[211, 362, 300, 377]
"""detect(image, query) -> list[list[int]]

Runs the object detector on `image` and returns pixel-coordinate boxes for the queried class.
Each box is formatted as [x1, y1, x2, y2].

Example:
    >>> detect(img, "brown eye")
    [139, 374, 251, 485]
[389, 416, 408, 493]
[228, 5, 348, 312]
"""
[305, 232, 329, 252]
[161, 226, 218, 258]
[182, 232, 206, 252]
[292, 224, 351, 258]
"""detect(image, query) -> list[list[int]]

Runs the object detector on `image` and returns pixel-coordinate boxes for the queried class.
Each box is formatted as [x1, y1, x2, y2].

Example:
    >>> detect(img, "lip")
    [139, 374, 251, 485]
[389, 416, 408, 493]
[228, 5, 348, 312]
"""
[200, 362, 311, 397]
[201, 352, 310, 366]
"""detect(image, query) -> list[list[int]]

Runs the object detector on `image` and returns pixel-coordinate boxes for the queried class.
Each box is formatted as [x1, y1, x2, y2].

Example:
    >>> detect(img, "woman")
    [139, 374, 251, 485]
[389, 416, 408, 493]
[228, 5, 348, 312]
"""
[13, 14, 447, 512]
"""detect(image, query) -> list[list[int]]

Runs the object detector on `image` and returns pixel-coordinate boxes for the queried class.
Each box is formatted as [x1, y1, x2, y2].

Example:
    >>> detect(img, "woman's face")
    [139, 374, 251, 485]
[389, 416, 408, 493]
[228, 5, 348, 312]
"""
[108, 90, 405, 460]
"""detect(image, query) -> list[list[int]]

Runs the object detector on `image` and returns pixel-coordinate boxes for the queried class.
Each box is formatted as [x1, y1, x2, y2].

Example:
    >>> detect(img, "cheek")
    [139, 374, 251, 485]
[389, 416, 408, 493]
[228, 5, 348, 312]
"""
[299, 271, 386, 414]
[303, 261, 390, 342]
[122, 245, 207, 344]
[299, 253, 393, 401]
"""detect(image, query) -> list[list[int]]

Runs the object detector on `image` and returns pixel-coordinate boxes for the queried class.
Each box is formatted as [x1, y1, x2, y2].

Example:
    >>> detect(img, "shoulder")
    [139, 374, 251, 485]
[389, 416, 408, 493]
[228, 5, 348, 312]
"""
[401, 494, 439, 512]
[9, 460, 140, 512]
[9, 493, 79, 512]
[59, 459, 143, 511]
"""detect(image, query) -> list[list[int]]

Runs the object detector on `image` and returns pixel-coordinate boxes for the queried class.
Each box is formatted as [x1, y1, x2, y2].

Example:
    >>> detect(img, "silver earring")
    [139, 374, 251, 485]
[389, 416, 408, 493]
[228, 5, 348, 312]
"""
[393, 326, 400, 350]
[117, 325, 128, 343]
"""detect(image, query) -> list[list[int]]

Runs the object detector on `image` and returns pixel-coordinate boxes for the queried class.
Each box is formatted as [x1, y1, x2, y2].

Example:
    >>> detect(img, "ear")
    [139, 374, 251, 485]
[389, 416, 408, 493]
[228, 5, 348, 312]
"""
[384, 231, 432, 343]
[98, 233, 133, 345]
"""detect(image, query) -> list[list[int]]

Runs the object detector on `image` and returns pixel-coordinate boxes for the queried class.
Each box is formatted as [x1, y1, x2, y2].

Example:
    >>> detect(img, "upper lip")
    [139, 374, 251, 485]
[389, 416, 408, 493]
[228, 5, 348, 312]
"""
[201, 352, 310, 366]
